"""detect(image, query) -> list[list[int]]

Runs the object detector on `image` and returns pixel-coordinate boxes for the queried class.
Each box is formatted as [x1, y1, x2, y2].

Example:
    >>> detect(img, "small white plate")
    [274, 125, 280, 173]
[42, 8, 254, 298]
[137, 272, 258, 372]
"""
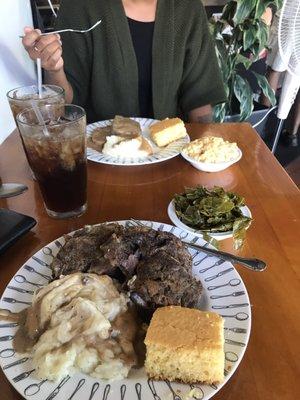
[181, 148, 242, 172]
[87, 118, 190, 166]
[168, 200, 252, 240]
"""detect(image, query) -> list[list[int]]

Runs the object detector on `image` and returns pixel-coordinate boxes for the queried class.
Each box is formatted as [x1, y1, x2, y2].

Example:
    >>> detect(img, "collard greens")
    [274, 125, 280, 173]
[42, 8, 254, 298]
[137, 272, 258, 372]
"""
[174, 186, 252, 249]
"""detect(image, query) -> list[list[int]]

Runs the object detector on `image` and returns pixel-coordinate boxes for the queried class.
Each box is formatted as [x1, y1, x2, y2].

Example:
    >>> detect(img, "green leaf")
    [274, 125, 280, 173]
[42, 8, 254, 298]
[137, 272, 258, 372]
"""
[243, 24, 258, 51]
[213, 103, 227, 123]
[255, 0, 272, 19]
[252, 71, 277, 106]
[215, 39, 228, 60]
[233, 0, 256, 25]
[273, 0, 284, 10]
[257, 20, 269, 49]
[235, 54, 252, 69]
[233, 218, 252, 250]
[233, 75, 254, 121]
[221, 1, 237, 23]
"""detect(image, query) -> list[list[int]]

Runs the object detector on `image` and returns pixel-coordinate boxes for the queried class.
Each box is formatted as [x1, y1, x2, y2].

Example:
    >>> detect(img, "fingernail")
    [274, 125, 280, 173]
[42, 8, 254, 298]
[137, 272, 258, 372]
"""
[24, 26, 33, 33]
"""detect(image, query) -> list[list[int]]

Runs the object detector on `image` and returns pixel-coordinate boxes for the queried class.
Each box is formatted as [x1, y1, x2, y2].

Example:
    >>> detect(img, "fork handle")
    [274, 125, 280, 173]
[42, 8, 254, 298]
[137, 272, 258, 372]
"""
[184, 242, 266, 272]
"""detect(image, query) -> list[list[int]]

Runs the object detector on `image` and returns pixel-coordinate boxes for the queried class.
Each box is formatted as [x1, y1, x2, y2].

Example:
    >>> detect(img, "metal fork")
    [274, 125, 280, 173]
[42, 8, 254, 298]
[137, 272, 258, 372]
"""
[19, 20, 102, 38]
[210, 291, 246, 299]
[129, 219, 266, 272]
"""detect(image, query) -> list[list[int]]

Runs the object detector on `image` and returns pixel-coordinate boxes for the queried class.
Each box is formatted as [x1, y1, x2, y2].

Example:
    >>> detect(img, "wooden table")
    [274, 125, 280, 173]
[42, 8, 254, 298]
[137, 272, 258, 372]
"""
[0, 123, 299, 400]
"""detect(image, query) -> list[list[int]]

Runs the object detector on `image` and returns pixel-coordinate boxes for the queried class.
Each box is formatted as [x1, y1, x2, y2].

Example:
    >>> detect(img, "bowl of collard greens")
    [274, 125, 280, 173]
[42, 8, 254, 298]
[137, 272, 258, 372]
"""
[168, 186, 252, 249]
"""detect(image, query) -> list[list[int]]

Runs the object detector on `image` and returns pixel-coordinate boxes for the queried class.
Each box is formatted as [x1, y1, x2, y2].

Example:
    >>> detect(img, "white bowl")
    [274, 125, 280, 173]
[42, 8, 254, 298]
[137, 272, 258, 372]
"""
[167, 200, 252, 241]
[181, 148, 242, 172]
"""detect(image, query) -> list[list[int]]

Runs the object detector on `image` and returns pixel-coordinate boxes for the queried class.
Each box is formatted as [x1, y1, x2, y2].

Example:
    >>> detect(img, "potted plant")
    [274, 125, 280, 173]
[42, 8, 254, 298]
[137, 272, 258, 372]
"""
[210, 0, 283, 134]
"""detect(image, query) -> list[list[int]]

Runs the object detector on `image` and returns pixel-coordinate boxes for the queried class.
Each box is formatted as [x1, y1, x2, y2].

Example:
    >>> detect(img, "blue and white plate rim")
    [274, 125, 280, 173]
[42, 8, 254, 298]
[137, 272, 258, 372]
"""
[0, 220, 251, 400]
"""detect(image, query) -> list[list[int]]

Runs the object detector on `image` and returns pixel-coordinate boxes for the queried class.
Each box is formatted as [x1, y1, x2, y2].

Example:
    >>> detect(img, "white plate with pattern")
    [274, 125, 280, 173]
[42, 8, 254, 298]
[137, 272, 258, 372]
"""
[86, 118, 190, 165]
[0, 220, 251, 400]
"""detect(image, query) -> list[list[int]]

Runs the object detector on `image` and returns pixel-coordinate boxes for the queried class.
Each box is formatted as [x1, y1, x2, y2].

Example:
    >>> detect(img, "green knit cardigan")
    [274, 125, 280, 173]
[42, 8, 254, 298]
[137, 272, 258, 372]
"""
[56, 0, 227, 122]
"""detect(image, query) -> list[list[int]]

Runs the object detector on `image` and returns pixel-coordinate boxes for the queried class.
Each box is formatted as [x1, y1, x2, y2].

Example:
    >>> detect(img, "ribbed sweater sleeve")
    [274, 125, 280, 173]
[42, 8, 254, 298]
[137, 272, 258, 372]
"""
[55, 0, 93, 108]
[179, 1, 227, 113]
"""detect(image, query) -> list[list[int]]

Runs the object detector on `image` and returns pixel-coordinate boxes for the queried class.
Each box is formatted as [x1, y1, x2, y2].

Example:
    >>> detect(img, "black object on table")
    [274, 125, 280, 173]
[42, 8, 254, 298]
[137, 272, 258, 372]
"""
[0, 209, 36, 254]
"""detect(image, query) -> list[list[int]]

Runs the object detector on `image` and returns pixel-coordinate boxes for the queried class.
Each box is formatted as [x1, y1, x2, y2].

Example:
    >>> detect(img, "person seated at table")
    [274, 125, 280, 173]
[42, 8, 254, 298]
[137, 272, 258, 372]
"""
[22, 0, 226, 124]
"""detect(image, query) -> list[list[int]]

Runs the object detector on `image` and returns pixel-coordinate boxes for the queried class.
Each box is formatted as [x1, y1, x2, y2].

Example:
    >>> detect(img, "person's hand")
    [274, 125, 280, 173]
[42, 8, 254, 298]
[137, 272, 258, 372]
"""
[22, 26, 64, 72]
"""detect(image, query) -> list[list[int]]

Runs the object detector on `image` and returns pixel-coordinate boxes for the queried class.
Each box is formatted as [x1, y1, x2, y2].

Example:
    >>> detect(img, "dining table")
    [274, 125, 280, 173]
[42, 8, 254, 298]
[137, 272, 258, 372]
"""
[0, 122, 299, 400]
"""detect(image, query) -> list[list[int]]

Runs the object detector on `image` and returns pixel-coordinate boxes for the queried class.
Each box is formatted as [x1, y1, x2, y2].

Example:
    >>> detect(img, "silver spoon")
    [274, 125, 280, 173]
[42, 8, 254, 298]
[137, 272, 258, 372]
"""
[19, 20, 102, 38]
[129, 219, 266, 272]
[0, 183, 28, 199]
[185, 241, 266, 272]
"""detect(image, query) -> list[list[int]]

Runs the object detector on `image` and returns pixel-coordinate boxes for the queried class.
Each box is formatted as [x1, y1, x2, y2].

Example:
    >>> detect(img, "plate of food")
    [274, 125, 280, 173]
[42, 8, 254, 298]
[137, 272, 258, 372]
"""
[86, 116, 190, 165]
[168, 186, 252, 247]
[181, 137, 242, 172]
[0, 220, 251, 400]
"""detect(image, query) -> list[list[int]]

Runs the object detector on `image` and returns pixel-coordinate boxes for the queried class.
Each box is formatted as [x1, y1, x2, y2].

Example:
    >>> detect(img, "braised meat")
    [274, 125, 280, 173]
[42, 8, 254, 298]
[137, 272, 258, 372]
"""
[112, 115, 141, 138]
[51, 223, 124, 279]
[50, 223, 202, 310]
[128, 252, 202, 308]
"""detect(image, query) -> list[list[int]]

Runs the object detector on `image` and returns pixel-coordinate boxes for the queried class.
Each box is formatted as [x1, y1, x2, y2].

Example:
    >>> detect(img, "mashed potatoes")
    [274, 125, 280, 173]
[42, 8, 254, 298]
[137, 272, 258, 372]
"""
[183, 137, 239, 163]
[8, 273, 137, 382]
[102, 135, 151, 158]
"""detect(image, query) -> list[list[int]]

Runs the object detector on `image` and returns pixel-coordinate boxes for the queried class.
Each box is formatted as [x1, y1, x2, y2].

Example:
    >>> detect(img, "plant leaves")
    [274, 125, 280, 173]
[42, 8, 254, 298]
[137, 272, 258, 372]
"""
[221, 1, 237, 24]
[235, 53, 252, 69]
[273, 0, 284, 10]
[257, 20, 269, 49]
[254, 0, 283, 21]
[233, 75, 254, 121]
[252, 71, 277, 106]
[255, 0, 272, 19]
[243, 24, 258, 51]
[215, 39, 228, 60]
[233, 0, 256, 25]
[213, 103, 227, 123]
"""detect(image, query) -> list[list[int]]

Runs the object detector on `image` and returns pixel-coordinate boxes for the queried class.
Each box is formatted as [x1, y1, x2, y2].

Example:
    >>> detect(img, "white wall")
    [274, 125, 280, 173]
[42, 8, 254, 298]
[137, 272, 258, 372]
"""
[0, 0, 36, 144]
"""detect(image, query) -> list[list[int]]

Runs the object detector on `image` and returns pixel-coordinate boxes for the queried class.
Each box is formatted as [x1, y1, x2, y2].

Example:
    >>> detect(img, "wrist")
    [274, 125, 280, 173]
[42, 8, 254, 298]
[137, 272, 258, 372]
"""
[46, 67, 65, 77]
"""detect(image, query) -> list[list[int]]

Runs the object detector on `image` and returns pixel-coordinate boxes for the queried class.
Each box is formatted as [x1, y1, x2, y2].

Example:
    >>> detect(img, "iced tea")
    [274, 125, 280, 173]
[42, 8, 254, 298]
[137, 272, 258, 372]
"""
[7, 85, 65, 122]
[16, 104, 87, 219]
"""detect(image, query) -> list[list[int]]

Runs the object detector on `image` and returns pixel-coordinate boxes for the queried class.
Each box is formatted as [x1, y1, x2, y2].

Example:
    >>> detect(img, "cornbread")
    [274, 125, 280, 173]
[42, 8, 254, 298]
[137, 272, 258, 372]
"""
[144, 306, 224, 384]
[150, 118, 187, 147]
[183, 136, 239, 163]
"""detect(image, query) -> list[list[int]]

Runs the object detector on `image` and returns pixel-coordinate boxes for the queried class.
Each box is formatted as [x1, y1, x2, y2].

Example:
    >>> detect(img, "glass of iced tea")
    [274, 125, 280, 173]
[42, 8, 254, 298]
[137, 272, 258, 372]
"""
[7, 85, 65, 122]
[16, 104, 87, 219]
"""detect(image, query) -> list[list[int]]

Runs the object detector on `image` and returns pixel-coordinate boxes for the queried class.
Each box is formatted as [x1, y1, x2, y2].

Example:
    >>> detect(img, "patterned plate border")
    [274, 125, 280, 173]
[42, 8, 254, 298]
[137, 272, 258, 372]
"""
[86, 118, 190, 166]
[0, 220, 251, 400]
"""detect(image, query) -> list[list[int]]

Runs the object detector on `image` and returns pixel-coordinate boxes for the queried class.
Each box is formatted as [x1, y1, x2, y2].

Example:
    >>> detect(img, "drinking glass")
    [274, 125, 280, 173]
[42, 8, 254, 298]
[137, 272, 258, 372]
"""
[7, 85, 65, 122]
[16, 104, 87, 219]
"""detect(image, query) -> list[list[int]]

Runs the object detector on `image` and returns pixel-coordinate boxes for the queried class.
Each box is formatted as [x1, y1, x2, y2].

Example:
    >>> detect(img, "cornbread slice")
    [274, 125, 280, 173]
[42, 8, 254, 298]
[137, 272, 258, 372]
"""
[144, 306, 224, 384]
[150, 118, 187, 147]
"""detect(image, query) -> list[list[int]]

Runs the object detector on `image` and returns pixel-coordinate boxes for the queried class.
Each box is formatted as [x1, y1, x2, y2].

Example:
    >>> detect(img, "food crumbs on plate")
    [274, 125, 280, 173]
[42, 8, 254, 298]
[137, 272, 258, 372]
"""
[184, 387, 204, 399]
